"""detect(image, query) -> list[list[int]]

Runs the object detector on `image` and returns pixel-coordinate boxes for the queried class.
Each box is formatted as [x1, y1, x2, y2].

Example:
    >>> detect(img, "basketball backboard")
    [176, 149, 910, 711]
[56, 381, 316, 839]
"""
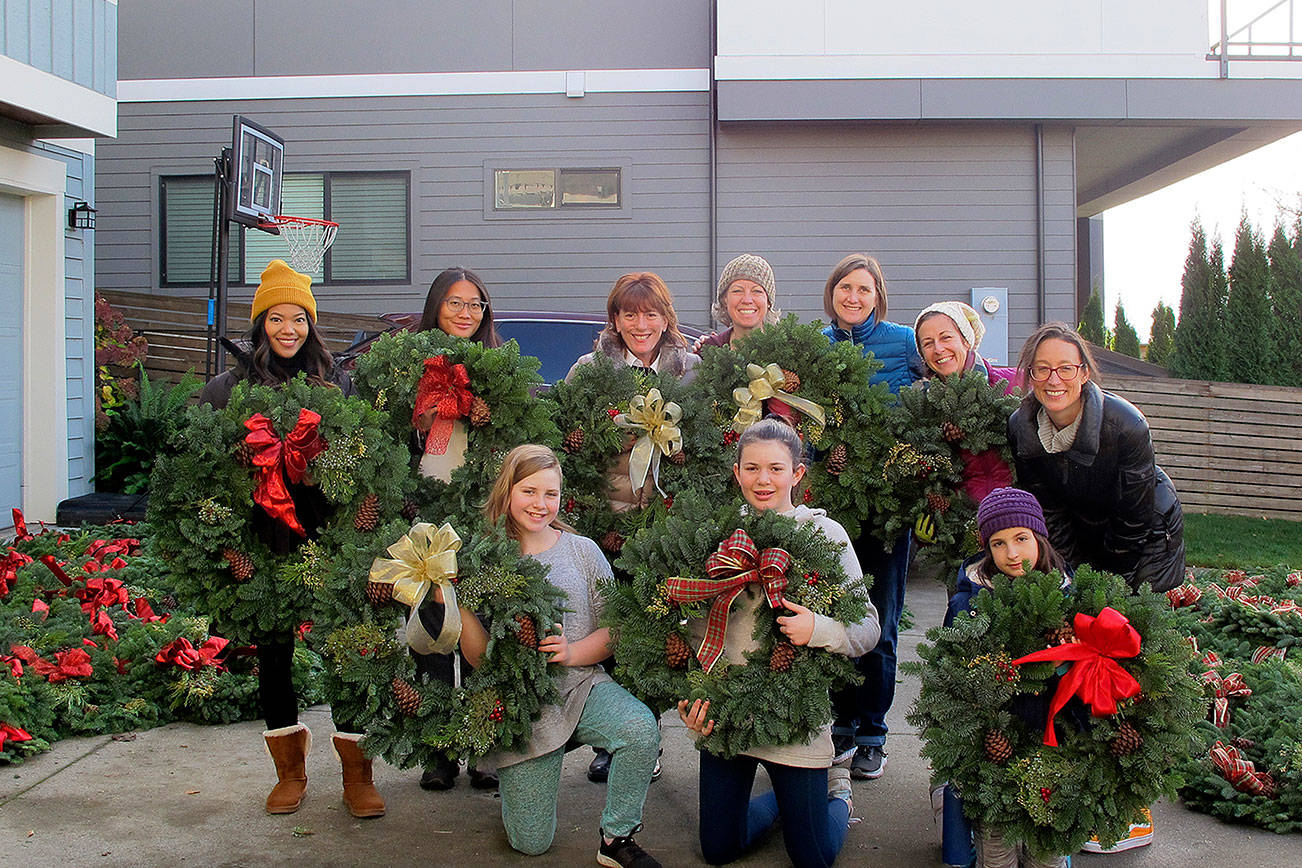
[230, 115, 284, 231]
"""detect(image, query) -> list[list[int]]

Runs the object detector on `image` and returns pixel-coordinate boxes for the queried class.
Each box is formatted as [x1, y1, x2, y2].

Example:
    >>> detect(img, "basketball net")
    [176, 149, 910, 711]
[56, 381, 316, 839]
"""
[263, 215, 338, 273]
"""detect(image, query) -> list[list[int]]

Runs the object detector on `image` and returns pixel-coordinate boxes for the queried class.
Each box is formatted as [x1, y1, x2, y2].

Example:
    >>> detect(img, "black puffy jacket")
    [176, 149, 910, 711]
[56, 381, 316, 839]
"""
[1008, 381, 1185, 592]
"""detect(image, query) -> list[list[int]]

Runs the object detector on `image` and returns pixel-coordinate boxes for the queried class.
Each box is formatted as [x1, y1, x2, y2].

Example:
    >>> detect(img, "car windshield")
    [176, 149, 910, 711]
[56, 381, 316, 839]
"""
[497, 319, 603, 385]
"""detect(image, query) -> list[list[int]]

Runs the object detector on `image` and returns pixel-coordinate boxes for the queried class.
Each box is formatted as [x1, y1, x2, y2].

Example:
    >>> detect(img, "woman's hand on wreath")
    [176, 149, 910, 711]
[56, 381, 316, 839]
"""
[414, 407, 436, 434]
[538, 623, 570, 665]
[776, 599, 815, 646]
[677, 698, 716, 736]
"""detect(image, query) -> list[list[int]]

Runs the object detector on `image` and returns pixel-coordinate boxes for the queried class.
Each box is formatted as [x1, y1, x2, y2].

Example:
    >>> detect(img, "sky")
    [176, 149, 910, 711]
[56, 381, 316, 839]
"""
[1103, 131, 1302, 341]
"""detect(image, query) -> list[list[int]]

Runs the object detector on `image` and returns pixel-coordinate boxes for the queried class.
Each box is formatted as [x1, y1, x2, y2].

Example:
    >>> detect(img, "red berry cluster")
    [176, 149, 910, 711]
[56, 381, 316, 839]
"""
[723, 429, 739, 446]
[1040, 787, 1052, 803]
[663, 496, 674, 509]
[804, 571, 820, 586]
[606, 406, 620, 419]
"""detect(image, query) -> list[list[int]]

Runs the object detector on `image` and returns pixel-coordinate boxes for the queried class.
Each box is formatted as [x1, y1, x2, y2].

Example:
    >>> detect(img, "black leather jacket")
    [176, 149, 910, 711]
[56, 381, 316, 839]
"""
[1008, 381, 1184, 592]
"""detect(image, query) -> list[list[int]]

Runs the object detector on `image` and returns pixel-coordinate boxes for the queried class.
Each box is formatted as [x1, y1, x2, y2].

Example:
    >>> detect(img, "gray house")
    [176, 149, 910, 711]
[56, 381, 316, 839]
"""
[96, 1, 1302, 367]
[0, 0, 117, 522]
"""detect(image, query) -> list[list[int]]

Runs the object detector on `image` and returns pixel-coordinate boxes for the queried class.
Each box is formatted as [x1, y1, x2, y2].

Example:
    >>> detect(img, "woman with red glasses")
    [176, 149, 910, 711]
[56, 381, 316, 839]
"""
[1006, 322, 1184, 594]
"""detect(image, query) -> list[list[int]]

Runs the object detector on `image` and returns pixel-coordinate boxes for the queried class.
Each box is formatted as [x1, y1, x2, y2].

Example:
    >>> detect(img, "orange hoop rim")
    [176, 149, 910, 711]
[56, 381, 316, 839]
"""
[259, 214, 340, 230]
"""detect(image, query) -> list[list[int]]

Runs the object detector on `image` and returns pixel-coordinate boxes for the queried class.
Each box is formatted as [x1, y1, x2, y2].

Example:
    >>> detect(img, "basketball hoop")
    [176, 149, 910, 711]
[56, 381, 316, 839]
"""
[260, 214, 338, 273]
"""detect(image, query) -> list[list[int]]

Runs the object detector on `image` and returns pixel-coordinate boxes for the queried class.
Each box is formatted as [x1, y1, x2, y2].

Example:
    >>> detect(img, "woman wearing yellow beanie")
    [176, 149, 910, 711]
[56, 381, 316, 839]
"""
[198, 260, 382, 820]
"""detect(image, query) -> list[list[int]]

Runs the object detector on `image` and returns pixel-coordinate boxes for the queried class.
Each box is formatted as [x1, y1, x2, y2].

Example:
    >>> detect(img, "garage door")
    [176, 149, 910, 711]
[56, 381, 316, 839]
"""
[0, 194, 23, 515]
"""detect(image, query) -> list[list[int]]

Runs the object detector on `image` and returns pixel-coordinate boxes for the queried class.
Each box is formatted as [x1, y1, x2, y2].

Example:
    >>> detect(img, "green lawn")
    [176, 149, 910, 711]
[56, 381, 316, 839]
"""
[1184, 512, 1302, 570]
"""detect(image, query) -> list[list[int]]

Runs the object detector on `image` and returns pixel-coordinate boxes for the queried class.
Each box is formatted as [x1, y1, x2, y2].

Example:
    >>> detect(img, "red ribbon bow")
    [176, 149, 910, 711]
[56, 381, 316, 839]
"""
[33, 648, 94, 683]
[39, 555, 74, 587]
[0, 550, 32, 597]
[1011, 607, 1142, 747]
[130, 598, 169, 624]
[666, 529, 790, 673]
[155, 636, 229, 671]
[76, 576, 129, 613]
[1165, 583, 1202, 608]
[11, 509, 33, 542]
[245, 409, 328, 536]
[1202, 668, 1252, 728]
[413, 356, 474, 456]
[0, 723, 32, 752]
[1210, 740, 1277, 797]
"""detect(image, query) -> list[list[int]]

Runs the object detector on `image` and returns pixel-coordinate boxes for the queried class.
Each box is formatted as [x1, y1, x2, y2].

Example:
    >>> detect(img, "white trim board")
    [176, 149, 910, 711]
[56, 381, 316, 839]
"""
[0, 55, 117, 137]
[118, 69, 711, 103]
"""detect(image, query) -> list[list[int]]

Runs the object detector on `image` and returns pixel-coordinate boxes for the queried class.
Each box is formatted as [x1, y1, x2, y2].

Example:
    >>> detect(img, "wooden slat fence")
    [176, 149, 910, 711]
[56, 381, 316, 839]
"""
[100, 290, 389, 384]
[1107, 375, 1302, 520]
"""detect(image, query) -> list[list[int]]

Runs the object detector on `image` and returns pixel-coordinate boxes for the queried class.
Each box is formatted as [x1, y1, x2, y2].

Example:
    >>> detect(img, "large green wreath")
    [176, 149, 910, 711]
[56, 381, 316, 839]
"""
[604, 489, 871, 758]
[147, 377, 412, 644]
[905, 565, 1205, 859]
[888, 370, 1022, 575]
[545, 354, 727, 554]
[314, 521, 566, 768]
[690, 315, 897, 540]
[350, 329, 560, 528]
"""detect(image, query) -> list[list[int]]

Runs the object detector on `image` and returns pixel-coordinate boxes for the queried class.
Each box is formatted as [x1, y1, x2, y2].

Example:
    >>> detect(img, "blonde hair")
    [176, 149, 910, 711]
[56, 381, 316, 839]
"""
[483, 444, 576, 539]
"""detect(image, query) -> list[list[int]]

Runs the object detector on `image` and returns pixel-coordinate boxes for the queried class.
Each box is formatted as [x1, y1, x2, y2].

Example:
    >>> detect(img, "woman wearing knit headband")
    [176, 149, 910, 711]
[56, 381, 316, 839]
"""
[697, 253, 780, 351]
[914, 302, 1020, 505]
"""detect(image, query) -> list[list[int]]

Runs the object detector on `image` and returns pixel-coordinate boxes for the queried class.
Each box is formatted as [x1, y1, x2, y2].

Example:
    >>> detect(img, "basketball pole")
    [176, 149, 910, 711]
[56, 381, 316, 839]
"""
[209, 148, 234, 377]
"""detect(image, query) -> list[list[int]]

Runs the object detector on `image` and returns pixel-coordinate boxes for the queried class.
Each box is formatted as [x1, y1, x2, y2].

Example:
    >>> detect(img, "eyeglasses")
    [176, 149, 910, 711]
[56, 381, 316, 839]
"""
[443, 298, 486, 314]
[1029, 363, 1084, 382]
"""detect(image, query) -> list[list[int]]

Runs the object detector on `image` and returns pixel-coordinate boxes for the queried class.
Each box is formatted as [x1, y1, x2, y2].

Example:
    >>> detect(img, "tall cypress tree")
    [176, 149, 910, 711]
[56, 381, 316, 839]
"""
[1225, 216, 1273, 384]
[1113, 300, 1142, 358]
[1146, 301, 1176, 367]
[1172, 221, 1225, 380]
[1267, 223, 1302, 386]
[1079, 288, 1108, 346]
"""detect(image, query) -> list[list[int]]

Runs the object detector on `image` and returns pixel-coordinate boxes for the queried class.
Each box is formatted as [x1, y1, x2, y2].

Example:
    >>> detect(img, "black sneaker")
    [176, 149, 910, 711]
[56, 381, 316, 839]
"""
[419, 758, 458, 790]
[851, 745, 886, 780]
[588, 747, 612, 782]
[598, 829, 661, 868]
[832, 733, 856, 765]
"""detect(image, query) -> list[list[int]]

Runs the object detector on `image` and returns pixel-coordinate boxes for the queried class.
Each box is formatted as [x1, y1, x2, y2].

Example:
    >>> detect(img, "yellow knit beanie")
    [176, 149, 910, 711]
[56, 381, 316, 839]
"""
[250, 259, 317, 323]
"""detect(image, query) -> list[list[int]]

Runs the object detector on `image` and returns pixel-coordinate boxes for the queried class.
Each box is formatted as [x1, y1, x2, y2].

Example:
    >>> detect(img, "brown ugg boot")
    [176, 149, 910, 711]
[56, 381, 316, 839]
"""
[333, 732, 386, 818]
[263, 723, 311, 814]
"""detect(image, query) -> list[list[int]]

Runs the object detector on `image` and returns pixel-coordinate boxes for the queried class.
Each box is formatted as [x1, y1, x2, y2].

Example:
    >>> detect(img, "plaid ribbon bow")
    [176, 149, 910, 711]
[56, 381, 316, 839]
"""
[1210, 740, 1277, 797]
[1201, 665, 1252, 728]
[666, 529, 789, 673]
[1165, 583, 1202, 608]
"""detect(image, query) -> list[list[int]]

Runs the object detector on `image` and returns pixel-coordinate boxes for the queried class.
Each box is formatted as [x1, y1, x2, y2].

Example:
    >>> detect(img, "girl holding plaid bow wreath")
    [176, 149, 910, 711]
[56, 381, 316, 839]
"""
[678, 419, 880, 868]
[435, 444, 664, 867]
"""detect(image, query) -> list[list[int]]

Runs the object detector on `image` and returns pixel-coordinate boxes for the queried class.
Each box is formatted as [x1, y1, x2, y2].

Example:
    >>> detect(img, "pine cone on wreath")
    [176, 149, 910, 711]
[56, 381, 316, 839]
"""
[489, 700, 506, 723]
[469, 396, 492, 427]
[781, 369, 801, 393]
[1232, 736, 1256, 751]
[926, 492, 951, 514]
[665, 632, 692, 669]
[600, 530, 626, 554]
[222, 547, 255, 582]
[514, 615, 539, 650]
[826, 444, 849, 475]
[941, 421, 965, 443]
[983, 729, 1013, 765]
[562, 428, 586, 454]
[365, 580, 394, 606]
[770, 642, 796, 673]
[392, 678, 421, 717]
[354, 493, 380, 532]
[400, 499, 420, 522]
[668, 449, 686, 466]
[234, 440, 255, 468]
[1109, 722, 1143, 757]
[1044, 623, 1076, 646]
[160, 593, 179, 611]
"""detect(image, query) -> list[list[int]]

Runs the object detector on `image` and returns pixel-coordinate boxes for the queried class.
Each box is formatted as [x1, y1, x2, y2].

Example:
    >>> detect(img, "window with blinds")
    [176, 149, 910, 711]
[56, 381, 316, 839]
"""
[160, 171, 409, 286]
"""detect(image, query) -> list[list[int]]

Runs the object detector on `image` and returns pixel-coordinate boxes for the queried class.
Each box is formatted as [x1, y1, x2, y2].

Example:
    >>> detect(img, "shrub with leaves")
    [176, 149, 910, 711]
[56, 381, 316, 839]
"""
[95, 368, 203, 494]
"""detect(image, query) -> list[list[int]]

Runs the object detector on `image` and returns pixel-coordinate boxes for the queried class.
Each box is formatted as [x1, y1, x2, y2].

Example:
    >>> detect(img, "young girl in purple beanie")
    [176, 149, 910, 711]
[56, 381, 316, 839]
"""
[942, 487, 1072, 868]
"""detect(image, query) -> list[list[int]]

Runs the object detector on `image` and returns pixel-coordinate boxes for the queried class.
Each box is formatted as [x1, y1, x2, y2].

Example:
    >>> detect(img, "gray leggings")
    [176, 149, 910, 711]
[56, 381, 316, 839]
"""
[498, 680, 660, 856]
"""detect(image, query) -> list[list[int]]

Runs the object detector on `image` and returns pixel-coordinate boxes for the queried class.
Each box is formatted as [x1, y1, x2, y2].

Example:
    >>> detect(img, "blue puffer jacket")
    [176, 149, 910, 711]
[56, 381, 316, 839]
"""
[823, 314, 925, 396]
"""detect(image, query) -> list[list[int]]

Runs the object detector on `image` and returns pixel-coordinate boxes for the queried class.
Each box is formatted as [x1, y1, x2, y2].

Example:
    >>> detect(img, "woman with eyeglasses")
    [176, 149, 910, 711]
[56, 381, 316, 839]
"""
[1007, 322, 1185, 594]
[409, 266, 503, 793]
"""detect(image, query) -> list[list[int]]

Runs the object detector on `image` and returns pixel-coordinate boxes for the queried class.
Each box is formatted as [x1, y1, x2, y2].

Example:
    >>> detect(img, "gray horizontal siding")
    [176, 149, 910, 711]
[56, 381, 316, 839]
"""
[119, 0, 709, 80]
[715, 123, 1077, 349]
[94, 91, 714, 325]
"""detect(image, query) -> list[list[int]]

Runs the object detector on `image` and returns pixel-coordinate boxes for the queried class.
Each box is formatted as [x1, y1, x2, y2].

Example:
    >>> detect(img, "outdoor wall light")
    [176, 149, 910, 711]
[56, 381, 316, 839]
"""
[69, 201, 97, 230]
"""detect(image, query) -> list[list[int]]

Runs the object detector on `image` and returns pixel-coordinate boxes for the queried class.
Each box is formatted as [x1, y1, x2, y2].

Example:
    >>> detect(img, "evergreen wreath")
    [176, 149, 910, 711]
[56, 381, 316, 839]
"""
[905, 565, 1205, 859]
[886, 370, 1021, 575]
[545, 354, 721, 555]
[689, 315, 897, 539]
[604, 489, 871, 759]
[147, 376, 413, 644]
[349, 329, 560, 529]
[314, 521, 566, 768]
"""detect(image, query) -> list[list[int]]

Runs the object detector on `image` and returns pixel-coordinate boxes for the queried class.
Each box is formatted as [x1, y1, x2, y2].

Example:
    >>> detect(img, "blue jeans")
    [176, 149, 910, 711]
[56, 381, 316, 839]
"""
[832, 531, 912, 746]
[698, 750, 850, 868]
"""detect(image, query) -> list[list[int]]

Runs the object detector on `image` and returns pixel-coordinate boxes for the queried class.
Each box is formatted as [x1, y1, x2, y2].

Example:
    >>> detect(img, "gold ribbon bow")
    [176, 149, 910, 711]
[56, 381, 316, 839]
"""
[613, 388, 683, 497]
[369, 522, 463, 654]
[731, 363, 826, 433]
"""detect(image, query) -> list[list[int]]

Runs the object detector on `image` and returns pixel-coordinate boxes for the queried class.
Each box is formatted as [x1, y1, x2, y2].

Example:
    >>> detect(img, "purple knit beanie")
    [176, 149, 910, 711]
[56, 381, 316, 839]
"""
[977, 487, 1048, 544]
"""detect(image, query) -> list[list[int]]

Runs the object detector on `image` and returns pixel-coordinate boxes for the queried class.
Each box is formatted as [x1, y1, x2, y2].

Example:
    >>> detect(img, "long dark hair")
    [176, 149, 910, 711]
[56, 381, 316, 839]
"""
[241, 310, 336, 387]
[976, 529, 1067, 582]
[417, 267, 503, 348]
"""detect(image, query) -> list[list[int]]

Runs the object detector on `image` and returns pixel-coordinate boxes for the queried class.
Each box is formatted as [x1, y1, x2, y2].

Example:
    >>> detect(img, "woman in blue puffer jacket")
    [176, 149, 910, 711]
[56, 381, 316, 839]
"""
[821, 253, 925, 780]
